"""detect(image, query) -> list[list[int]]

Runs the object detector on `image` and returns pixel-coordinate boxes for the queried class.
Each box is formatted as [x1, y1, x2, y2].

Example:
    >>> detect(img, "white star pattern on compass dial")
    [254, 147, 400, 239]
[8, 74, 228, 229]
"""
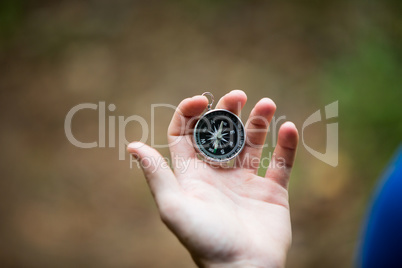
[207, 123, 228, 150]
[193, 109, 246, 161]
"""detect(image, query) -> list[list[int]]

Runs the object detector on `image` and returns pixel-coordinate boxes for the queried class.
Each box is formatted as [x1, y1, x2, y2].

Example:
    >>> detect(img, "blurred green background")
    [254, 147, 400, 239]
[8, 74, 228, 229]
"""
[0, 0, 401, 267]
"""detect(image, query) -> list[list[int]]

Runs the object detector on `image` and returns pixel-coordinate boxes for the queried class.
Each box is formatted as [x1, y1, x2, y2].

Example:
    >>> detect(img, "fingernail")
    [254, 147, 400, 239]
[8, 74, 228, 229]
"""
[127, 142, 142, 150]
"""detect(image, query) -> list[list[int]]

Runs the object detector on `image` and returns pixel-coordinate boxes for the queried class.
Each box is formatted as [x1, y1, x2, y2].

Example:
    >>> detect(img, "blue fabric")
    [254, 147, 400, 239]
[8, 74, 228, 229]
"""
[358, 146, 402, 268]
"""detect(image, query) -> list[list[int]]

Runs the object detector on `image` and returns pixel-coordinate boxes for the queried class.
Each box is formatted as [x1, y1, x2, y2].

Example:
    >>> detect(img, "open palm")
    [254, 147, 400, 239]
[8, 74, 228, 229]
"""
[128, 90, 298, 268]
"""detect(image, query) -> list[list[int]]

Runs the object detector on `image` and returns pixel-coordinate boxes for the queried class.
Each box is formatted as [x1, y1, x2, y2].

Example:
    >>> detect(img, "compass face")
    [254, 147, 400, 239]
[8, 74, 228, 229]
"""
[193, 109, 246, 162]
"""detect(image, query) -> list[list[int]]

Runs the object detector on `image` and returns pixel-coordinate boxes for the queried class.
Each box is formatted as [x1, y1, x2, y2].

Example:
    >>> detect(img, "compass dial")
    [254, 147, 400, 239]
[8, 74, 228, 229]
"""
[193, 109, 246, 162]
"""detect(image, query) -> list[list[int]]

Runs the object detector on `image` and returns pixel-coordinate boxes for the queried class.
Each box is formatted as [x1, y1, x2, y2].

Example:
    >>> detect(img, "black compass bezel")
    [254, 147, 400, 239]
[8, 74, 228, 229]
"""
[193, 109, 246, 163]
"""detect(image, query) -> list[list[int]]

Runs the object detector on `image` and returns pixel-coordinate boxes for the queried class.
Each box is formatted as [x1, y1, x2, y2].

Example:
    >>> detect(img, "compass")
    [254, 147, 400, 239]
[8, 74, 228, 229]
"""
[193, 92, 246, 163]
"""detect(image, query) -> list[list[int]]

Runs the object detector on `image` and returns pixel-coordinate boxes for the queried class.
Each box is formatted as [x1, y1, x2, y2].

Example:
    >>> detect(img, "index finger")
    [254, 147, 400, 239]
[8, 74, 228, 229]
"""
[168, 95, 209, 161]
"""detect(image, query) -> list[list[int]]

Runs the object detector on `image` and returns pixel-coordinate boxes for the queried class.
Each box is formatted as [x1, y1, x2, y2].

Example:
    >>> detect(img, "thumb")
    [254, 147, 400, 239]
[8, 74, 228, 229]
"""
[127, 142, 180, 202]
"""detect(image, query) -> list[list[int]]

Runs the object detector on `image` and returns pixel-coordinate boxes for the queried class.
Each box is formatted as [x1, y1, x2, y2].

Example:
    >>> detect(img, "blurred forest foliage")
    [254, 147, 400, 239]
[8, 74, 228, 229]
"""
[0, 0, 401, 267]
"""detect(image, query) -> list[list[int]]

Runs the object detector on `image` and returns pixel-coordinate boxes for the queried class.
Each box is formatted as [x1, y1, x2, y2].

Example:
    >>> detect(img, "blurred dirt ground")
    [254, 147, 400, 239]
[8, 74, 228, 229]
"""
[0, 0, 401, 267]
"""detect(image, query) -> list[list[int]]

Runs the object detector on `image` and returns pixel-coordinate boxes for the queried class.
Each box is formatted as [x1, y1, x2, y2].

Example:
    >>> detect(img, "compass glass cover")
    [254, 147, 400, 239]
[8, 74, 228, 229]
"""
[194, 109, 245, 161]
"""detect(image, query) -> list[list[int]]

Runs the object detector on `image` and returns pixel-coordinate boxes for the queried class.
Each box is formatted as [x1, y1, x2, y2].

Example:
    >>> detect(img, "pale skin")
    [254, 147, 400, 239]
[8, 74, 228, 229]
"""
[127, 90, 299, 268]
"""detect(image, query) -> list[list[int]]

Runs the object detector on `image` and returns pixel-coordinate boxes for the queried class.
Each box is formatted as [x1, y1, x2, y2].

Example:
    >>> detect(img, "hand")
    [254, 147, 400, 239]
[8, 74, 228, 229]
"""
[127, 90, 299, 268]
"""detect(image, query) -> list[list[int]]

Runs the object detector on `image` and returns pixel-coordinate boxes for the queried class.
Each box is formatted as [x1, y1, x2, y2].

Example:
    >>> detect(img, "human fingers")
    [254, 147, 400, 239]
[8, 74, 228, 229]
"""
[235, 98, 276, 172]
[167, 95, 209, 160]
[127, 142, 181, 204]
[214, 89, 247, 115]
[265, 122, 299, 189]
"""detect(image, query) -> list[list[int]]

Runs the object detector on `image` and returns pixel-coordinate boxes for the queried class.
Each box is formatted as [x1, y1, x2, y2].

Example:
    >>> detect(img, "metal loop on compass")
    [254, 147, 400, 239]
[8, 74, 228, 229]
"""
[202, 92, 214, 110]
